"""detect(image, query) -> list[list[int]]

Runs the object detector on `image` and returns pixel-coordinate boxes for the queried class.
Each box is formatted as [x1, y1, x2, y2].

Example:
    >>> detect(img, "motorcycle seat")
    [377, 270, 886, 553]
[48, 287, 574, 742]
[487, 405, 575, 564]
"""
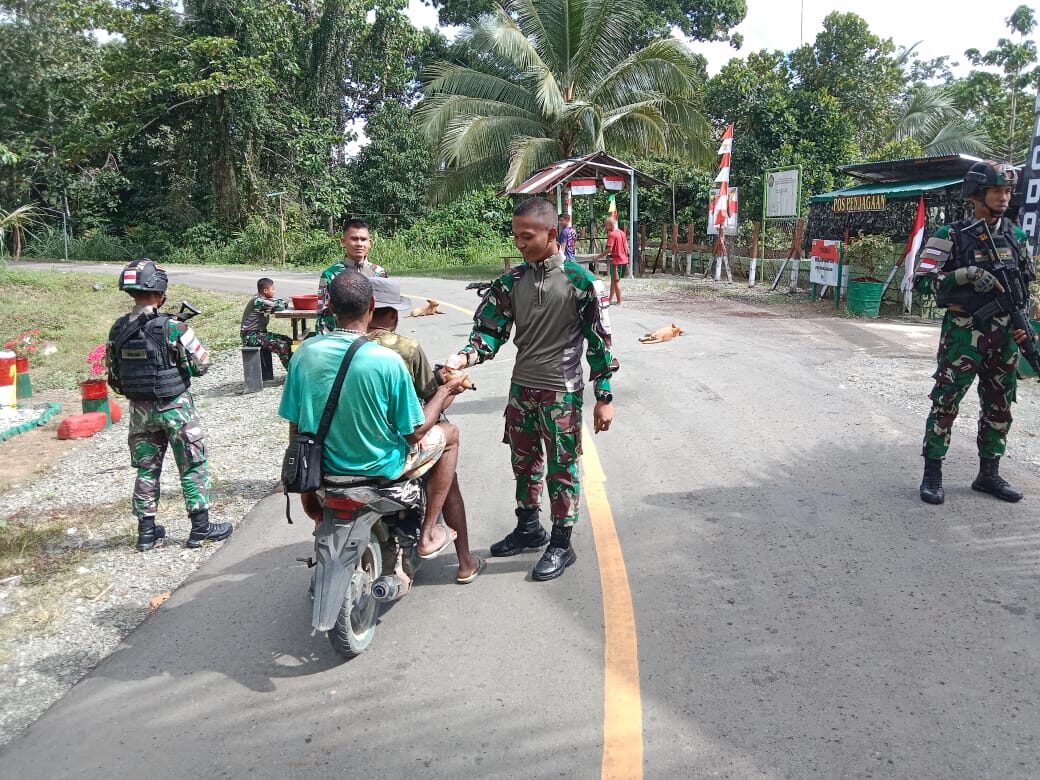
[323, 473, 413, 489]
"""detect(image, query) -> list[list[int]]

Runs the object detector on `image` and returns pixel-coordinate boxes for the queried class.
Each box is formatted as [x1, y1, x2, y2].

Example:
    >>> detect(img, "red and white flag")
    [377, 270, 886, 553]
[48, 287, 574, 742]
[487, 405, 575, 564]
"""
[569, 179, 597, 196]
[901, 195, 927, 309]
[712, 125, 734, 226]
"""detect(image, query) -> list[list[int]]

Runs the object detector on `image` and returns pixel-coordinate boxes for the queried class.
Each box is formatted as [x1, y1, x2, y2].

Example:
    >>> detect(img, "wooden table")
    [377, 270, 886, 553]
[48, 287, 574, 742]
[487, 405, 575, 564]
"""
[274, 308, 317, 341]
[575, 253, 611, 275]
[501, 255, 522, 271]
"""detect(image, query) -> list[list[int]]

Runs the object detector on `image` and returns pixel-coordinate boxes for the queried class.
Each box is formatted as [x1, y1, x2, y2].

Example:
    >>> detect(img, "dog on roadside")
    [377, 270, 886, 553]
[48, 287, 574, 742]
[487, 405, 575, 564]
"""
[408, 299, 443, 317]
[638, 324, 683, 344]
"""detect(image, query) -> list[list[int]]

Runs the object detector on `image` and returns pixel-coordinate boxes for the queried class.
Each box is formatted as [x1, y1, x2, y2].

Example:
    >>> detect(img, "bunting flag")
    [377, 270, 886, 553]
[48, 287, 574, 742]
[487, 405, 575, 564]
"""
[711, 125, 734, 227]
[602, 175, 625, 191]
[901, 195, 927, 311]
[569, 179, 597, 196]
[607, 194, 617, 217]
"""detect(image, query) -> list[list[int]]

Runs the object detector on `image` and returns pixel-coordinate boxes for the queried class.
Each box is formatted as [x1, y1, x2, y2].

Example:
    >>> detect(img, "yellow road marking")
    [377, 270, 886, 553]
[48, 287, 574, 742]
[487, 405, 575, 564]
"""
[582, 424, 643, 779]
[400, 292, 473, 316]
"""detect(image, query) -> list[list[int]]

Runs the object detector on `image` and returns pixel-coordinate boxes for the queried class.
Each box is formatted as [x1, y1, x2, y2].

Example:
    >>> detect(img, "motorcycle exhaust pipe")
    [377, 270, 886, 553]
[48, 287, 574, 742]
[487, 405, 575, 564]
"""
[371, 575, 407, 602]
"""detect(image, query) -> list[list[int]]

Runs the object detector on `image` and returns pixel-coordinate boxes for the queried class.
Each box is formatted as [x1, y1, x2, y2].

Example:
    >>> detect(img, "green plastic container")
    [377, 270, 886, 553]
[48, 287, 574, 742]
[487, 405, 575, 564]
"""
[81, 396, 112, 427]
[847, 280, 884, 318]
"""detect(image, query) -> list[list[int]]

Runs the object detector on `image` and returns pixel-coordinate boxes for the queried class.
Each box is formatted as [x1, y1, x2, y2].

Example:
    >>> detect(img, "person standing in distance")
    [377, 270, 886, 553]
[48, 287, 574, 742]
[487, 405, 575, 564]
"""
[106, 259, 233, 550]
[317, 220, 388, 335]
[915, 161, 1032, 504]
[444, 197, 619, 581]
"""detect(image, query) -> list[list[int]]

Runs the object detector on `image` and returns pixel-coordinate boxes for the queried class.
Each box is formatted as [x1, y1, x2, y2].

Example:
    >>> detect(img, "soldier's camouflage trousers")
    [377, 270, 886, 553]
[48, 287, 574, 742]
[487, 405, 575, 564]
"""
[502, 384, 583, 526]
[922, 311, 1018, 460]
[128, 393, 211, 520]
[242, 330, 292, 368]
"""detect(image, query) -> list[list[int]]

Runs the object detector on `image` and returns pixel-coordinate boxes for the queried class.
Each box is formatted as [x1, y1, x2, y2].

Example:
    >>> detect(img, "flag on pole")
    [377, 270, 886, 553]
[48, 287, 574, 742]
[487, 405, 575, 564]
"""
[717, 124, 733, 155]
[607, 194, 617, 217]
[901, 195, 926, 310]
[712, 125, 734, 227]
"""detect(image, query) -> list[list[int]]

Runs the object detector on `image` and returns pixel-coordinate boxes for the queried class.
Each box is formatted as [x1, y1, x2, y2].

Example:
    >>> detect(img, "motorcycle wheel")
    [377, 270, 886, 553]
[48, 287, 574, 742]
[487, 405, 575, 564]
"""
[328, 532, 382, 659]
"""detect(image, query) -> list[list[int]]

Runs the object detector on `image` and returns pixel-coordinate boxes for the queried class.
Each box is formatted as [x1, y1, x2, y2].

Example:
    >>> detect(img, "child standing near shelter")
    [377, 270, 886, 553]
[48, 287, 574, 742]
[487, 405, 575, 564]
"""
[241, 277, 292, 368]
[107, 259, 233, 551]
[559, 213, 577, 263]
[444, 198, 619, 581]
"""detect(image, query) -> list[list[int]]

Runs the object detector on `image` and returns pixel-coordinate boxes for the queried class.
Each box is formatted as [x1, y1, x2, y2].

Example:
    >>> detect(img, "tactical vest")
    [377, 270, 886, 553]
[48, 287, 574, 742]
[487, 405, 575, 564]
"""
[933, 218, 1026, 310]
[109, 313, 190, 401]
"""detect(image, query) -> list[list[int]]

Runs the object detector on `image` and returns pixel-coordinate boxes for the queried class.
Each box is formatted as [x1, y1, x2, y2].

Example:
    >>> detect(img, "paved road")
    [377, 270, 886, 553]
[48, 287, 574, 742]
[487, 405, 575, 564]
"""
[3, 262, 1040, 778]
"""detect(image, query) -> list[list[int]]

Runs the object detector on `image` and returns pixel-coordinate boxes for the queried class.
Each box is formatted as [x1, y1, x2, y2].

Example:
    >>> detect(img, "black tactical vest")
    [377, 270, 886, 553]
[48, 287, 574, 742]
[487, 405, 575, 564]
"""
[109, 313, 190, 401]
[934, 218, 1025, 310]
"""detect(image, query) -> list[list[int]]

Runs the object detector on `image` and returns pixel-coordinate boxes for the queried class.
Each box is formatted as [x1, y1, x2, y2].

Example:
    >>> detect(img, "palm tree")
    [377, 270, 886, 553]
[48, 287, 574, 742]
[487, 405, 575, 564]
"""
[418, 0, 713, 200]
[891, 86, 991, 157]
[0, 205, 41, 259]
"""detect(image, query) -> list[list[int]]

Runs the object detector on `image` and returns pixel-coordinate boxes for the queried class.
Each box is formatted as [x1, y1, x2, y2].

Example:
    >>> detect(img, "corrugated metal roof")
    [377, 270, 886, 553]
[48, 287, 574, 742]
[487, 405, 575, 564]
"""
[811, 177, 964, 202]
[503, 151, 667, 195]
[839, 154, 982, 183]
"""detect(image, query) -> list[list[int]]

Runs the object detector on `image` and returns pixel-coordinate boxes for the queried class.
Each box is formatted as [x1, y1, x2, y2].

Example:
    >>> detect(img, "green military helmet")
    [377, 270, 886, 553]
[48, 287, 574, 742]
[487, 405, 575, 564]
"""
[961, 160, 1019, 198]
[119, 258, 168, 294]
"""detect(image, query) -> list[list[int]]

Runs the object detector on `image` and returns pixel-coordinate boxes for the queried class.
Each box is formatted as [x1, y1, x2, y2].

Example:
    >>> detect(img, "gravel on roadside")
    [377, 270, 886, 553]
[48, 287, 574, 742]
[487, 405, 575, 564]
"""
[0, 352, 289, 747]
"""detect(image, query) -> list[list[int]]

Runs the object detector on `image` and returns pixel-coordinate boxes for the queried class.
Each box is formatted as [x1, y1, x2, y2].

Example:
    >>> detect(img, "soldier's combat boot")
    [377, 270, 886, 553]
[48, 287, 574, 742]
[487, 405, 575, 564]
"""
[919, 457, 945, 505]
[490, 506, 550, 557]
[185, 509, 233, 548]
[136, 515, 166, 551]
[532, 524, 576, 581]
[971, 457, 1023, 502]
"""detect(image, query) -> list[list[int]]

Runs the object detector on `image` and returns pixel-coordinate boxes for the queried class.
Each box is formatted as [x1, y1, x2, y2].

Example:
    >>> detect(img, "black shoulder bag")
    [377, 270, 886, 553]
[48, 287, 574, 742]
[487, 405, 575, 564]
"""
[281, 336, 368, 522]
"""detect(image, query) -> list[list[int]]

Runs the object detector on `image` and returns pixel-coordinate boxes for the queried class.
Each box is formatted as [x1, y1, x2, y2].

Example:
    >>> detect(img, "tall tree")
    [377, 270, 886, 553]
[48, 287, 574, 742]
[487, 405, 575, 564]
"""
[964, 4, 1038, 161]
[419, 0, 713, 200]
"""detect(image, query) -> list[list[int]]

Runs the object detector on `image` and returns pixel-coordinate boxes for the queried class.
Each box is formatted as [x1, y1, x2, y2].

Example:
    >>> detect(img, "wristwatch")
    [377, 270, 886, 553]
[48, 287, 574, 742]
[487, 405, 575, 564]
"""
[595, 392, 613, 404]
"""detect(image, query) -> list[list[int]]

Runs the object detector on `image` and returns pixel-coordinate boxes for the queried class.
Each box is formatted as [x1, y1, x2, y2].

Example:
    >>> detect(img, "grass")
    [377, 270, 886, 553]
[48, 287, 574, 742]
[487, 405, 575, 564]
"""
[0, 267, 248, 391]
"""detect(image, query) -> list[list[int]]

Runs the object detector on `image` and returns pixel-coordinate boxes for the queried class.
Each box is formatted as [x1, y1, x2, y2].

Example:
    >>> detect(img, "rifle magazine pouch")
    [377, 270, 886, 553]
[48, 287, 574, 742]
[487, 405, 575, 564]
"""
[281, 433, 323, 494]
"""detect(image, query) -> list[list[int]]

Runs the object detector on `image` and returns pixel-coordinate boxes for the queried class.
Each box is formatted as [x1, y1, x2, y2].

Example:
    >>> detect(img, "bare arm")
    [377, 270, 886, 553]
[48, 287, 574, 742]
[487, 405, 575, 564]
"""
[405, 379, 463, 444]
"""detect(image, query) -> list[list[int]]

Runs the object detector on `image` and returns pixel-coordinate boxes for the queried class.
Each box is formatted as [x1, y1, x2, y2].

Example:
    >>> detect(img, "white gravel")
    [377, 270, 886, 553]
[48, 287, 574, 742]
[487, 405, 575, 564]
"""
[0, 352, 288, 747]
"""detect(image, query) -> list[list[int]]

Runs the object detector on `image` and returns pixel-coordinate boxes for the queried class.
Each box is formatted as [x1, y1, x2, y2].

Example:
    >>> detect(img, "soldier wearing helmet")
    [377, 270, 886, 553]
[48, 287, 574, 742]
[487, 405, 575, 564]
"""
[107, 259, 233, 551]
[914, 161, 1033, 505]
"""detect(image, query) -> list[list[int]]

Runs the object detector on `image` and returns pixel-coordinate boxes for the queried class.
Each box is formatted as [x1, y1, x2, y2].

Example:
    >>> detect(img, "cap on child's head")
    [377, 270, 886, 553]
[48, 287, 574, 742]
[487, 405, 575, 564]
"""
[370, 277, 413, 312]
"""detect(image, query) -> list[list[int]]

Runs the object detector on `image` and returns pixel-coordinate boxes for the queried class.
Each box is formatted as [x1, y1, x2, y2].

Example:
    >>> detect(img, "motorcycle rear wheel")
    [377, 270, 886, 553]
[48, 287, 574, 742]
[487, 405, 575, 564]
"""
[328, 532, 382, 658]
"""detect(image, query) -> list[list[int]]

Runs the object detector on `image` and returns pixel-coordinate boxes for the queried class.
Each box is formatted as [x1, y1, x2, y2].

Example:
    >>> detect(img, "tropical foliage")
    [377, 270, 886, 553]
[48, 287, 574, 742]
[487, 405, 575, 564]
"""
[419, 0, 714, 199]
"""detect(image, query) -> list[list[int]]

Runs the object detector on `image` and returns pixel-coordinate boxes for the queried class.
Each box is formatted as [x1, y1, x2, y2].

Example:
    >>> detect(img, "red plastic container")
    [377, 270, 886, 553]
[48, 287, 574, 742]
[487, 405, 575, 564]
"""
[15, 357, 29, 373]
[80, 378, 108, 400]
[290, 294, 318, 310]
[57, 412, 108, 440]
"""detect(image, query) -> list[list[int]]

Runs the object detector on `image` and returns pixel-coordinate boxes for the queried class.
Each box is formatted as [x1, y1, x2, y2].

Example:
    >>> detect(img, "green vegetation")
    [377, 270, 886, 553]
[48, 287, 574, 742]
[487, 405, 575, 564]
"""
[0, 268, 248, 390]
[0, 1, 1035, 269]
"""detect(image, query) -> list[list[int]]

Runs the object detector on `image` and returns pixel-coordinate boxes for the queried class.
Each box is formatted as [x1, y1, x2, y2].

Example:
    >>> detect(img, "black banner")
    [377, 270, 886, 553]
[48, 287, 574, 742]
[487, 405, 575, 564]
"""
[1021, 92, 1040, 263]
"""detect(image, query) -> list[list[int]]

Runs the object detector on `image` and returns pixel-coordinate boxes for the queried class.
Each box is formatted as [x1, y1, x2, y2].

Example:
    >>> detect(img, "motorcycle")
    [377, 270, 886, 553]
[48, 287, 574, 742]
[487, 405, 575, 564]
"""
[301, 474, 427, 659]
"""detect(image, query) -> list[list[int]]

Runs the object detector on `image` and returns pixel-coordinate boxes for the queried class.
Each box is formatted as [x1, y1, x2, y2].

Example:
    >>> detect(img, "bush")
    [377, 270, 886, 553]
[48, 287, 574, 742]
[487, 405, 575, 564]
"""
[397, 188, 512, 250]
[843, 233, 900, 282]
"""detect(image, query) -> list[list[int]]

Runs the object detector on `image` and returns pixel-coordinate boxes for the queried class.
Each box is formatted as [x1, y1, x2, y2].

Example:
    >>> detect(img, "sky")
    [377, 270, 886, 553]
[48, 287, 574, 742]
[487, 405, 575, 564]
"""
[404, 0, 1022, 76]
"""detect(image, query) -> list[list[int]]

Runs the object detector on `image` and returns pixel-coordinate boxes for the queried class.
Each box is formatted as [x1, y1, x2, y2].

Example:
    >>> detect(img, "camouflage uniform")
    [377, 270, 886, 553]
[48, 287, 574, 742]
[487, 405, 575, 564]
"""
[240, 294, 292, 368]
[109, 310, 212, 521]
[369, 328, 438, 402]
[916, 219, 1032, 459]
[458, 252, 618, 527]
[317, 258, 388, 334]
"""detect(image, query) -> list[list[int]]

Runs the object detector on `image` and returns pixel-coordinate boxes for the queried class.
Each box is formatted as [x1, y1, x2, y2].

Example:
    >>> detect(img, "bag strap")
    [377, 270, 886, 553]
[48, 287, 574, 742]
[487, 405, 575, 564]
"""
[314, 335, 368, 444]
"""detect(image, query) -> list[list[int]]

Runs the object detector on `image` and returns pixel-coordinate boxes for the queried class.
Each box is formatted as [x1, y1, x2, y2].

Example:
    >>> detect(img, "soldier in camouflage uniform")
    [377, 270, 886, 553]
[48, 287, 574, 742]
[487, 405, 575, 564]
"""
[241, 277, 292, 368]
[915, 161, 1032, 505]
[445, 198, 619, 581]
[107, 259, 233, 550]
[317, 220, 388, 334]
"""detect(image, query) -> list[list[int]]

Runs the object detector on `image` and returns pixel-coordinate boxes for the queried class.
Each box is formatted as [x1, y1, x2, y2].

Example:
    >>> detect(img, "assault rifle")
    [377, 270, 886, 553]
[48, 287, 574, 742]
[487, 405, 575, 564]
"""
[465, 281, 493, 295]
[174, 301, 200, 322]
[971, 261, 1040, 380]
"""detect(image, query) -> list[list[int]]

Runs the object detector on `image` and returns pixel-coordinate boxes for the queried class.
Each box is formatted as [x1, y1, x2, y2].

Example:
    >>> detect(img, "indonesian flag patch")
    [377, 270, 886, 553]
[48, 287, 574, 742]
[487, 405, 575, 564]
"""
[122, 268, 138, 285]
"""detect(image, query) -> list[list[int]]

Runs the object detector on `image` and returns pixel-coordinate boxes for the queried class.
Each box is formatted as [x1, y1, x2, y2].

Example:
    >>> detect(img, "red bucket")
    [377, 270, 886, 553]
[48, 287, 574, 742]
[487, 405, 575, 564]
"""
[80, 378, 108, 400]
[0, 351, 14, 387]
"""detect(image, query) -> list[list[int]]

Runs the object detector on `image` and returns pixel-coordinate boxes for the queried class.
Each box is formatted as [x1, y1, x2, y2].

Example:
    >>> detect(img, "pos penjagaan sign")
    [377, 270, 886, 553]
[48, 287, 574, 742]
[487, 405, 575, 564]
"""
[1021, 93, 1040, 264]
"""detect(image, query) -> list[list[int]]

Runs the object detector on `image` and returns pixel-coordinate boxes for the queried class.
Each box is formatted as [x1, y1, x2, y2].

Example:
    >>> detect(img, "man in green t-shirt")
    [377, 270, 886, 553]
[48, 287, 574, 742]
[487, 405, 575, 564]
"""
[279, 269, 483, 582]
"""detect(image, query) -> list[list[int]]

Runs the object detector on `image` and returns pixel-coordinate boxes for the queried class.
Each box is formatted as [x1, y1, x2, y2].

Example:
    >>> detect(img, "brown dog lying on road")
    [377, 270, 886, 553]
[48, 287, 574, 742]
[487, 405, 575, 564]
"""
[638, 324, 683, 344]
[408, 299, 443, 317]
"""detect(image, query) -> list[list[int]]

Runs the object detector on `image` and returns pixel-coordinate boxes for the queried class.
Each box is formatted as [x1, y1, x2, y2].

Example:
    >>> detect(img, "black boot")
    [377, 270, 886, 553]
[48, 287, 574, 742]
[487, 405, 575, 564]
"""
[185, 509, 233, 548]
[971, 457, 1023, 502]
[490, 507, 550, 557]
[532, 524, 577, 581]
[136, 516, 166, 551]
[919, 457, 945, 505]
